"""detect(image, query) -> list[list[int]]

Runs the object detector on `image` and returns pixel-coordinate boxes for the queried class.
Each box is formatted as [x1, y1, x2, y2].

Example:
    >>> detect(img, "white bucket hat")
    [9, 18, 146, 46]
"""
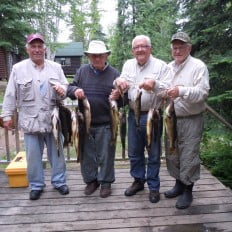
[84, 40, 111, 55]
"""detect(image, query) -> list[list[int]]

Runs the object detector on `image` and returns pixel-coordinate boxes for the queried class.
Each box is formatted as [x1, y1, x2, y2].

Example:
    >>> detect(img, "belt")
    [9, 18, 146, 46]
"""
[177, 113, 203, 119]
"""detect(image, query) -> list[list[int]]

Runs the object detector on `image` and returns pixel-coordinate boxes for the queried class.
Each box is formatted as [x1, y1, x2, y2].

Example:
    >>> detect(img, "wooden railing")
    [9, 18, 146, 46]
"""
[0, 104, 127, 164]
[1, 103, 231, 164]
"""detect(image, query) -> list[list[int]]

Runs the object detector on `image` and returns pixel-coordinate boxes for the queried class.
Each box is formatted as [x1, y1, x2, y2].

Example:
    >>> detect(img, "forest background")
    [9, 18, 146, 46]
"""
[0, 0, 231, 188]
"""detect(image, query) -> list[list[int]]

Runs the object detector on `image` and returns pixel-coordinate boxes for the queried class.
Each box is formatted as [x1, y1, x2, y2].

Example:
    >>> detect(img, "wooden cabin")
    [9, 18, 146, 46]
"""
[54, 42, 83, 77]
[0, 48, 21, 80]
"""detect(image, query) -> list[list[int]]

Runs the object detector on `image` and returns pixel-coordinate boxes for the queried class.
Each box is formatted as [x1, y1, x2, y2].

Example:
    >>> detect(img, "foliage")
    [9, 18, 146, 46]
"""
[178, 0, 232, 122]
[0, 0, 72, 57]
[69, 0, 105, 49]
[201, 127, 232, 189]
[25, 0, 70, 50]
[0, 0, 34, 53]
[109, 0, 178, 70]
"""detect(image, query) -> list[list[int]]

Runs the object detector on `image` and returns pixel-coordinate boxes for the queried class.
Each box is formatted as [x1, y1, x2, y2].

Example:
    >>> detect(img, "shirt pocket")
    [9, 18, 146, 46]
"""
[17, 78, 35, 103]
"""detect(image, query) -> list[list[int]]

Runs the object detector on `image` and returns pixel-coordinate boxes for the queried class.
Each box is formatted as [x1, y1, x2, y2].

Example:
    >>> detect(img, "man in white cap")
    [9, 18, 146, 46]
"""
[1, 33, 69, 200]
[164, 32, 210, 209]
[67, 40, 121, 198]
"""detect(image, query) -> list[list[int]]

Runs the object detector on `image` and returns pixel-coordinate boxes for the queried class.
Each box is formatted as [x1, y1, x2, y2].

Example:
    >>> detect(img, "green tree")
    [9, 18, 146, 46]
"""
[178, 0, 232, 122]
[69, 0, 104, 46]
[109, 0, 178, 70]
[0, 0, 34, 53]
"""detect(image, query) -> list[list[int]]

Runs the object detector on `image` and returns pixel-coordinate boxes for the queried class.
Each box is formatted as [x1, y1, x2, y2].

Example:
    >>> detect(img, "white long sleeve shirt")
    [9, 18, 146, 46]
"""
[120, 55, 171, 111]
[168, 55, 210, 117]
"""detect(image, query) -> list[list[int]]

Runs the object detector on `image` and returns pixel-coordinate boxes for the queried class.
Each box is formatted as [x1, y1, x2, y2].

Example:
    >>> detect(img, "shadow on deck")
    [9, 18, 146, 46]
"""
[0, 160, 231, 232]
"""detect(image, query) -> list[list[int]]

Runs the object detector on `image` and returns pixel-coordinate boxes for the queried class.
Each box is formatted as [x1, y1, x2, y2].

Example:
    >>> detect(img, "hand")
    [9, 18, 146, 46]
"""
[74, 88, 85, 99]
[115, 77, 129, 93]
[167, 86, 179, 99]
[53, 84, 65, 97]
[3, 119, 14, 130]
[109, 89, 121, 100]
[139, 78, 155, 92]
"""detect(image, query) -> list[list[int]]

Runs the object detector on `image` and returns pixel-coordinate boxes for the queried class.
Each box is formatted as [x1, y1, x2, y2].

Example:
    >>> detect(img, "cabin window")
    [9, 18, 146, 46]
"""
[55, 57, 71, 66]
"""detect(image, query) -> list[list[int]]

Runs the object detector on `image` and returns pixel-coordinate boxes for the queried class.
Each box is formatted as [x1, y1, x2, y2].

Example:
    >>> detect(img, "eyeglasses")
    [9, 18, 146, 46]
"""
[172, 45, 188, 51]
[88, 54, 107, 58]
[132, 45, 150, 50]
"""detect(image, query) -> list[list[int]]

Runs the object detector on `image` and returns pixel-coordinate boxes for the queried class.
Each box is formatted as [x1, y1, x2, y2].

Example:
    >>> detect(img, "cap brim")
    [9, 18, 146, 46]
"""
[27, 38, 44, 44]
[84, 51, 111, 55]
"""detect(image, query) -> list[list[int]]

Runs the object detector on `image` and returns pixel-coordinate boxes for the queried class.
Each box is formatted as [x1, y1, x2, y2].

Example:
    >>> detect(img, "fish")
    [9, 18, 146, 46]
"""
[146, 108, 154, 152]
[59, 104, 72, 147]
[109, 99, 120, 146]
[71, 107, 79, 161]
[152, 109, 160, 143]
[164, 100, 177, 154]
[77, 110, 85, 162]
[119, 108, 127, 159]
[82, 97, 91, 135]
[146, 108, 160, 152]
[51, 105, 61, 156]
[134, 89, 142, 128]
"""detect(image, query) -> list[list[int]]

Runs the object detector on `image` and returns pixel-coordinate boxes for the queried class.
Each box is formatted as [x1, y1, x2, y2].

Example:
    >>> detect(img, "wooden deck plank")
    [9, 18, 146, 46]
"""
[0, 162, 231, 232]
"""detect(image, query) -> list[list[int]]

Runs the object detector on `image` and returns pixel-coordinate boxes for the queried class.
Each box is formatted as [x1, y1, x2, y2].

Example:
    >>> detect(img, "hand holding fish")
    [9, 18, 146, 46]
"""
[109, 89, 121, 100]
[74, 88, 85, 99]
[53, 84, 66, 97]
[167, 86, 179, 100]
[115, 77, 129, 93]
[139, 78, 155, 92]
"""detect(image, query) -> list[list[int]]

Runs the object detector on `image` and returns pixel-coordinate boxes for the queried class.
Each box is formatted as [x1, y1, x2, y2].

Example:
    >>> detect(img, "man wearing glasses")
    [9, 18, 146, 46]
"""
[115, 35, 171, 203]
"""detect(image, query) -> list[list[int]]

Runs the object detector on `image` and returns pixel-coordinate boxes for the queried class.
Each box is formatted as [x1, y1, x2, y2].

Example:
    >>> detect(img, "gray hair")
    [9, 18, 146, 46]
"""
[132, 35, 151, 48]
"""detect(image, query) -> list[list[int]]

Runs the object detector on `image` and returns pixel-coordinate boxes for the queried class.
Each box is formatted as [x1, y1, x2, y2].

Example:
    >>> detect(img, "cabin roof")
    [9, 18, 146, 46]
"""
[55, 42, 83, 57]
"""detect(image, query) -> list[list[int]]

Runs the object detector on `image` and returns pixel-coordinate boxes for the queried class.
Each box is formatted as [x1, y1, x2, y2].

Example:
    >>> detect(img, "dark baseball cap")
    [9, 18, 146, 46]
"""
[27, 33, 45, 44]
[171, 32, 191, 43]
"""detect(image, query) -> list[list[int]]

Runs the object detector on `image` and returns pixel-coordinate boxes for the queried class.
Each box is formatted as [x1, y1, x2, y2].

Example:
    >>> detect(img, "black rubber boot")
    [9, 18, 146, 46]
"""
[176, 184, 194, 209]
[164, 180, 184, 198]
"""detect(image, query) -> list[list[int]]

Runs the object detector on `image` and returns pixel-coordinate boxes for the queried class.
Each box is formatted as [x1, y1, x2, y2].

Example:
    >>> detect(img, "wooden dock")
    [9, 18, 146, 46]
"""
[0, 161, 231, 232]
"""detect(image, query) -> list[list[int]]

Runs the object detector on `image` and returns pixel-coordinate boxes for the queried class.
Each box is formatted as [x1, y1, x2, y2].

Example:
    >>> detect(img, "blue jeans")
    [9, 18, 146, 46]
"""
[24, 132, 67, 190]
[128, 110, 162, 190]
[80, 124, 115, 186]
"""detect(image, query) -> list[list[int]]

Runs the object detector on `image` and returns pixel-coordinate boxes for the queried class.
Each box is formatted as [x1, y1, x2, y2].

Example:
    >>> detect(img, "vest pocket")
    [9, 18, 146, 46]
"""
[17, 78, 35, 102]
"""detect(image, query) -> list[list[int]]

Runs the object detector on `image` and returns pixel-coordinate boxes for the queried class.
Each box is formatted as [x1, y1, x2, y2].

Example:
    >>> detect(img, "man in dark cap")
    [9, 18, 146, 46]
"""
[164, 32, 210, 209]
[1, 33, 69, 200]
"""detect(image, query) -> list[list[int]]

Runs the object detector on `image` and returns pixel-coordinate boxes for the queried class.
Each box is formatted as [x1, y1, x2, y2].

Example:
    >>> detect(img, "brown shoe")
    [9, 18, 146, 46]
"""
[100, 185, 111, 198]
[84, 180, 100, 195]
[149, 190, 160, 203]
[124, 180, 144, 196]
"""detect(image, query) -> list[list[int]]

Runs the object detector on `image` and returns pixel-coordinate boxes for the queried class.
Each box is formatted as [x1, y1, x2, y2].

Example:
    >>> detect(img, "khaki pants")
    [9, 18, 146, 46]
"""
[165, 113, 204, 185]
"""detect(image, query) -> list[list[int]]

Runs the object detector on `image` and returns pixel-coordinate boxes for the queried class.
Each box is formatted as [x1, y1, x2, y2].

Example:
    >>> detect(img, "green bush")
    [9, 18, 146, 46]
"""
[200, 129, 232, 189]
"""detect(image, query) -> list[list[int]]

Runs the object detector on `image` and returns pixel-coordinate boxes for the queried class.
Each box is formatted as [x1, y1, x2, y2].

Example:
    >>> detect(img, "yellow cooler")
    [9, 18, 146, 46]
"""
[5, 151, 29, 187]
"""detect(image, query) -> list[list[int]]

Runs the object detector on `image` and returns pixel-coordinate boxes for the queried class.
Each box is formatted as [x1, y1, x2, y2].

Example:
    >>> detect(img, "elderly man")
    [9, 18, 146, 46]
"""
[115, 35, 171, 203]
[67, 40, 121, 198]
[1, 33, 69, 200]
[164, 32, 210, 209]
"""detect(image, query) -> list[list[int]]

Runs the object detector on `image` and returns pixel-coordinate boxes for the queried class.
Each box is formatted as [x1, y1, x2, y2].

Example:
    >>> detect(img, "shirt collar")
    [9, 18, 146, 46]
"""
[136, 55, 152, 70]
[29, 59, 45, 70]
[90, 62, 109, 74]
[172, 55, 191, 71]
